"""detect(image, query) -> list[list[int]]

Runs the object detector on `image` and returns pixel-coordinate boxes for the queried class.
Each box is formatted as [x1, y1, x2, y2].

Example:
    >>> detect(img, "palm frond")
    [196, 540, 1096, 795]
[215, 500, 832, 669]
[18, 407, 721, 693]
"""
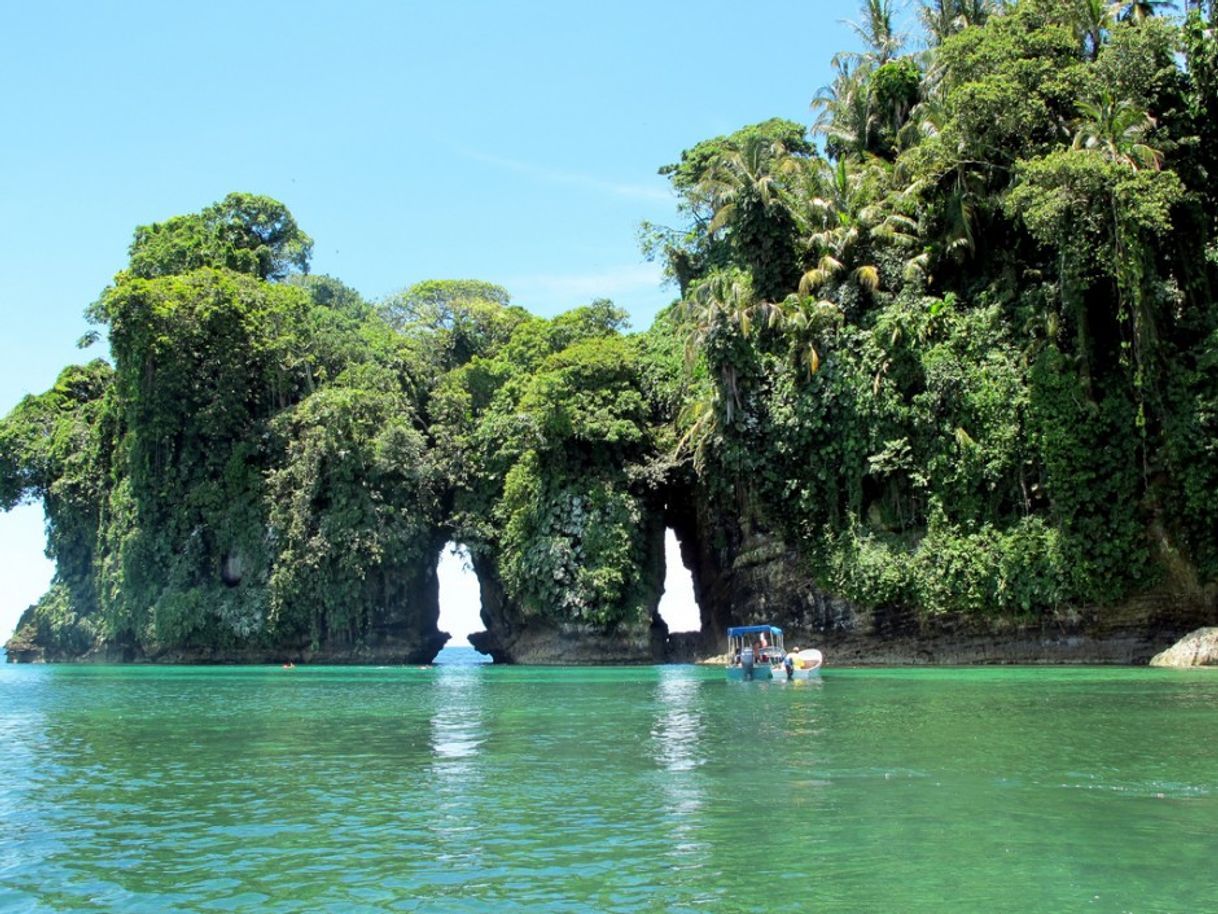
[855, 264, 881, 291]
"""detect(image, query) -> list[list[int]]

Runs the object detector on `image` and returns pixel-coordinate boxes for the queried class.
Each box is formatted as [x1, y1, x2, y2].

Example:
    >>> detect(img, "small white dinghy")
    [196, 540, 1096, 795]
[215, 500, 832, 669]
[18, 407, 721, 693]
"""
[784, 648, 824, 680]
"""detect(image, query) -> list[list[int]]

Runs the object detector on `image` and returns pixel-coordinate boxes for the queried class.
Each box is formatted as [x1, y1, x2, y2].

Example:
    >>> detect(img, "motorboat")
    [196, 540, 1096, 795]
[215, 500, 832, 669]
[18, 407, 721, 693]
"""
[725, 624, 823, 681]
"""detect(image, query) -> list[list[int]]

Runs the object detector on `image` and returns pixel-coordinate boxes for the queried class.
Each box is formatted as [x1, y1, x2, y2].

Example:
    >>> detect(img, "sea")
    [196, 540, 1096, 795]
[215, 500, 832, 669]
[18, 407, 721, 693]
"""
[1, 648, 1216, 912]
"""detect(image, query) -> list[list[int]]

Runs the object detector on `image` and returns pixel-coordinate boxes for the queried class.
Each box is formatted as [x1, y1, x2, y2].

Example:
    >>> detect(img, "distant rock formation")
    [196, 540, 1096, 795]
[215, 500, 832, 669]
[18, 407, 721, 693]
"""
[1149, 628, 1218, 668]
[3, 624, 44, 663]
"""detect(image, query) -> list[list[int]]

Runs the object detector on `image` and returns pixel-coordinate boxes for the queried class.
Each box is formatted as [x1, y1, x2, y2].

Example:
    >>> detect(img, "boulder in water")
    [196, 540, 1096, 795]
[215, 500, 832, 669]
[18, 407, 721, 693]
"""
[1149, 627, 1218, 668]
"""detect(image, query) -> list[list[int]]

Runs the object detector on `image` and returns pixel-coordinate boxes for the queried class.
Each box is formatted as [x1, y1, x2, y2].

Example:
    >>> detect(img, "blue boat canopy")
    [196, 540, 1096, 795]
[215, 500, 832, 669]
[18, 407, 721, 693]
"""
[727, 625, 783, 638]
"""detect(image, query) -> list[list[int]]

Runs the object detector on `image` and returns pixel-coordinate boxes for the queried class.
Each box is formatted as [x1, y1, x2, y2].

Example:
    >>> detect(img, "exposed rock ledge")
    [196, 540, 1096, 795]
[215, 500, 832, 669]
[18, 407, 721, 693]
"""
[1149, 627, 1218, 668]
[4, 632, 449, 665]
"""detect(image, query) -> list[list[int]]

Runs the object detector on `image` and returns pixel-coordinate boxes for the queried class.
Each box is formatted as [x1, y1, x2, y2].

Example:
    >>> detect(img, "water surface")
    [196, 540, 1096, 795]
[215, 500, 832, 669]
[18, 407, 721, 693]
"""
[1, 656, 1216, 912]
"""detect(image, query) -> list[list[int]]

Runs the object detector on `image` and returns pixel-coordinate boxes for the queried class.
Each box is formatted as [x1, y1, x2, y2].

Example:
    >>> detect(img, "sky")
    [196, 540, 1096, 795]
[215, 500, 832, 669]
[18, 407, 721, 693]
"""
[0, 0, 865, 644]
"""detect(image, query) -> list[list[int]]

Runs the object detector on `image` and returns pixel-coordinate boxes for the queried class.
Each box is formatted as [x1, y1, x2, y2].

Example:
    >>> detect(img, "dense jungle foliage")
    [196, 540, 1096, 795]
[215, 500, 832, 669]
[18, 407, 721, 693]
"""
[642, 0, 1218, 616]
[3, 0, 1218, 658]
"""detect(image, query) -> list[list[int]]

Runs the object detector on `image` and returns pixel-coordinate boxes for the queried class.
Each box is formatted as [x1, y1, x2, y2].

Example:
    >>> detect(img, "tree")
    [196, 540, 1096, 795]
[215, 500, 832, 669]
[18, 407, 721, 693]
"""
[1072, 88, 1164, 170]
[813, 60, 879, 160]
[843, 0, 907, 67]
[789, 158, 884, 304]
[869, 58, 924, 157]
[696, 132, 803, 299]
[285, 274, 370, 318]
[650, 119, 813, 294]
[127, 192, 313, 281]
[1109, 0, 1176, 23]
[379, 279, 525, 369]
[1076, 0, 1115, 59]
[381, 279, 511, 328]
[919, 0, 1000, 45]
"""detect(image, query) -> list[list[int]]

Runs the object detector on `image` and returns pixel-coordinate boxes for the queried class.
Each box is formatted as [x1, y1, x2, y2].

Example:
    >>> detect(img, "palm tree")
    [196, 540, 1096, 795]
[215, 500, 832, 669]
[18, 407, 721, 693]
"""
[787, 158, 884, 301]
[843, 0, 907, 67]
[918, 0, 999, 46]
[920, 0, 961, 46]
[1108, 0, 1176, 23]
[697, 135, 801, 300]
[888, 91, 992, 282]
[1072, 90, 1163, 170]
[673, 390, 717, 473]
[1185, 0, 1216, 20]
[1077, 0, 1115, 59]
[768, 294, 845, 377]
[1068, 88, 1168, 423]
[812, 59, 877, 161]
[699, 136, 784, 235]
[679, 269, 760, 425]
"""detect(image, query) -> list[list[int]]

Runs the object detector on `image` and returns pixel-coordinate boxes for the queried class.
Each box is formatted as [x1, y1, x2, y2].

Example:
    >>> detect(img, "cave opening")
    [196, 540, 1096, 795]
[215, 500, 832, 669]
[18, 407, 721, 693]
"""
[656, 527, 701, 635]
[435, 542, 490, 661]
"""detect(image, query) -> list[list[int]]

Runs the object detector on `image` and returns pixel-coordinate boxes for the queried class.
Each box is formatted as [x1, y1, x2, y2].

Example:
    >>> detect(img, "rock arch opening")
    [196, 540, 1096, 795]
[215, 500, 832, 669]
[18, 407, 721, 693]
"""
[652, 521, 712, 663]
[436, 542, 489, 658]
[656, 528, 700, 635]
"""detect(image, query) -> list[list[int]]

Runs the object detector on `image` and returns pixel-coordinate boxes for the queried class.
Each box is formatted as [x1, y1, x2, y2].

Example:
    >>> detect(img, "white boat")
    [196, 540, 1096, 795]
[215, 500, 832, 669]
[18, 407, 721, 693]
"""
[786, 648, 824, 680]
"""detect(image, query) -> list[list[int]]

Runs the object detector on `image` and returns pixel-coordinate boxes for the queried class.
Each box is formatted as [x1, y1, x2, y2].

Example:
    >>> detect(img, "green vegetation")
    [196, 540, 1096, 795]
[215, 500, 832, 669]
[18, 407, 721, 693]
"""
[4, 2, 1218, 660]
[432, 299, 661, 629]
[649, 0, 1218, 616]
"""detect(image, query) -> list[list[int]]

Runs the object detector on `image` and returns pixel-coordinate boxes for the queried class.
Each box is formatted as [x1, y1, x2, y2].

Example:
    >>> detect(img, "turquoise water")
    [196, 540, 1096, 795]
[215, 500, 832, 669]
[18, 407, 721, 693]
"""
[2, 653, 1217, 912]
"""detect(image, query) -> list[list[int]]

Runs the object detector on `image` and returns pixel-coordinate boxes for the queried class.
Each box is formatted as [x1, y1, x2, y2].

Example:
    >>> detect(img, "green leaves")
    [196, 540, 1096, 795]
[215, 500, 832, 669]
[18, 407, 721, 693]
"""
[128, 193, 312, 282]
[266, 379, 439, 643]
[432, 301, 660, 631]
[637, 0, 1218, 621]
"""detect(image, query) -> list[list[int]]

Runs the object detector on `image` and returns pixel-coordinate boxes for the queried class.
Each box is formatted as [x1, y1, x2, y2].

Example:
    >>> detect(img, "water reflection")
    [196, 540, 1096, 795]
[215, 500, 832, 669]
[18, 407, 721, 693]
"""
[429, 666, 487, 762]
[424, 665, 489, 880]
[650, 668, 705, 773]
[649, 667, 709, 876]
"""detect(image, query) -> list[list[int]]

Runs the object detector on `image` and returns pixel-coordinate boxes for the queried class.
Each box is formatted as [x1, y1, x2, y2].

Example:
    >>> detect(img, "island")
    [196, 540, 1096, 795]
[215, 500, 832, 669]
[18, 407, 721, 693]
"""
[4, 0, 1217, 665]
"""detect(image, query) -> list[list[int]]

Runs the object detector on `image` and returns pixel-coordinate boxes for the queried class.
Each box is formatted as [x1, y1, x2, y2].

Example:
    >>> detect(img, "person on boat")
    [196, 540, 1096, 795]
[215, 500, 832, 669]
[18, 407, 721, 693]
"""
[783, 650, 796, 680]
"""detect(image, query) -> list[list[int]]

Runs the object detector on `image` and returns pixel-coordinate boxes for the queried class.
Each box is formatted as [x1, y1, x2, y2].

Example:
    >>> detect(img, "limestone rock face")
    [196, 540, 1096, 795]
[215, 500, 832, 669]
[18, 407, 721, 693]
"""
[3, 554, 450, 666]
[661, 483, 865, 660]
[655, 486, 1211, 665]
[465, 538, 664, 665]
[470, 623, 657, 665]
[1149, 627, 1218, 667]
[4, 624, 45, 663]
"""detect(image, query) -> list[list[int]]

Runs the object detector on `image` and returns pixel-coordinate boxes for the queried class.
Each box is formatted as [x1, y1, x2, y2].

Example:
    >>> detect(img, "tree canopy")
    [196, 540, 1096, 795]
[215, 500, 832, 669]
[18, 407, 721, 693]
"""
[126, 192, 313, 282]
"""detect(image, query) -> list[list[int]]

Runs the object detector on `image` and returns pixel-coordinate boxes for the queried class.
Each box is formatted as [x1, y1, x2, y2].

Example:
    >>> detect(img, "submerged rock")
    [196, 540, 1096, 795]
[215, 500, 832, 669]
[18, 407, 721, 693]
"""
[1149, 627, 1218, 668]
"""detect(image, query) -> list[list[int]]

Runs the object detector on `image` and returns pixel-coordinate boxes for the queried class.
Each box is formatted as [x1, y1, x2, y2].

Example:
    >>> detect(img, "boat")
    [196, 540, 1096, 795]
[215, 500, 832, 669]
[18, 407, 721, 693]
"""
[786, 647, 824, 680]
[725, 624, 823, 681]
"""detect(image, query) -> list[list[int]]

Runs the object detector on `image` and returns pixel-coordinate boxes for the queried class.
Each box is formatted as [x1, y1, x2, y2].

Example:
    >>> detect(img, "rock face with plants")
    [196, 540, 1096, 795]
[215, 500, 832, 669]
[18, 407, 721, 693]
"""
[5, 1, 1218, 664]
[640, 0, 1218, 661]
[2, 195, 448, 663]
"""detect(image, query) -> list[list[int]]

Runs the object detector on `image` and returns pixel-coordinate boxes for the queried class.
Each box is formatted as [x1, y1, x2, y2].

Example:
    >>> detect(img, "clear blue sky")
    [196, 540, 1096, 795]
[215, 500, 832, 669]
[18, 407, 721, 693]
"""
[0, 0, 865, 642]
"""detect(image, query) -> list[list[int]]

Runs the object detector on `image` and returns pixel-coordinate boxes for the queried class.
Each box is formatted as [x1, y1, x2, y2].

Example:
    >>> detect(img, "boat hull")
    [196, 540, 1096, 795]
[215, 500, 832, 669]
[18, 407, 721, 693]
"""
[784, 667, 821, 681]
[726, 665, 776, 681]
